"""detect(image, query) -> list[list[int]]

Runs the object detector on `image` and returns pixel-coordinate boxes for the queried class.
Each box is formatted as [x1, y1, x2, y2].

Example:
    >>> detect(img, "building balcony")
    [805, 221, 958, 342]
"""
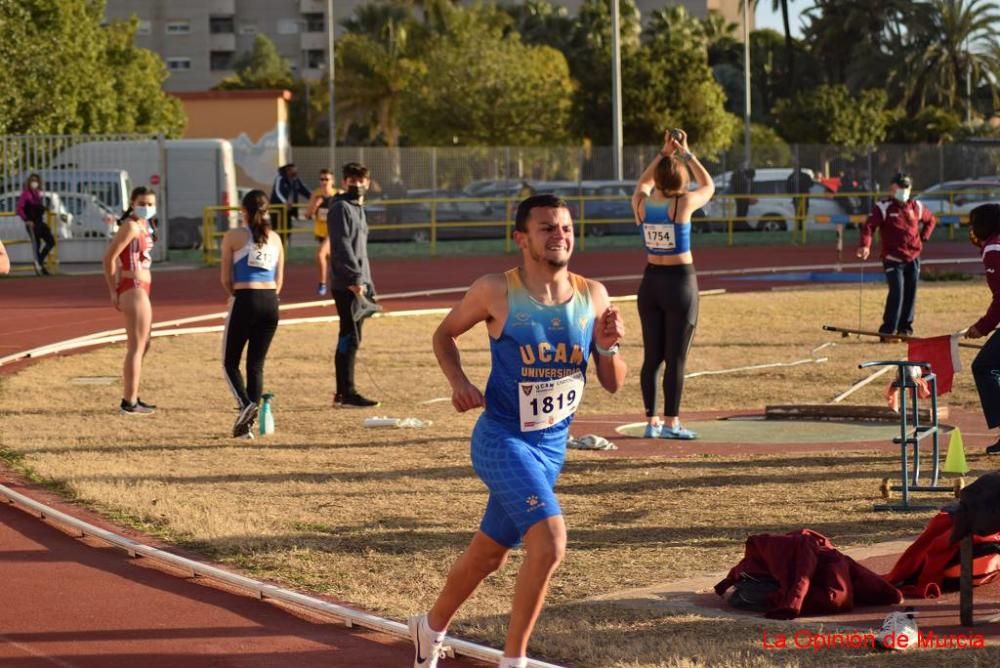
[206, 0, 236, 15]
[299, 0, 325, 14]
[209, 33, 236, 51]
[300, 32, 327, 51]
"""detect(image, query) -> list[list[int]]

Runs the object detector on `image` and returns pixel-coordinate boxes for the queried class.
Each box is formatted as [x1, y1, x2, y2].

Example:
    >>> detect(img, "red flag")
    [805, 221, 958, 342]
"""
[907, 335, 961, 395]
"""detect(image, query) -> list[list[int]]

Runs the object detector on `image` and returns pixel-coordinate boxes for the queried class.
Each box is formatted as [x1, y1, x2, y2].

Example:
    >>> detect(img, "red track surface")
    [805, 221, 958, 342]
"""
[0, 241, 985, 664]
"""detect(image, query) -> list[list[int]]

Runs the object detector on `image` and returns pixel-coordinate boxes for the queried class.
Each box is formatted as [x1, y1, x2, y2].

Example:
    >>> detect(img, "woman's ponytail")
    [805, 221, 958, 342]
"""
[242, 189, 271, 245]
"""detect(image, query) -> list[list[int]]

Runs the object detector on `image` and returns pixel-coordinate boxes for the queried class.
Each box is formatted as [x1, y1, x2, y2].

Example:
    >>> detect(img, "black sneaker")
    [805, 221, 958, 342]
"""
[338, 393, 380, 408]
[136, 398, 157, 410]
[232, 402, 259, 437]
[120, 399, 154, 415]
[986, 440, 1000, 456]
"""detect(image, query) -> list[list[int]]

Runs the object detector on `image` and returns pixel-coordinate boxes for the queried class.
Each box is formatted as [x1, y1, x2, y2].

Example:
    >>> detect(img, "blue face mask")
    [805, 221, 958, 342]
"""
[133, 205, 156, 220]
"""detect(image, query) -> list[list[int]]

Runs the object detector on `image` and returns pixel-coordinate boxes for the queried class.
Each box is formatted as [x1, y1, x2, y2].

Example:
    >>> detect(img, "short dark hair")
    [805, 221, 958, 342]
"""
[343, 162, 369, 180]
[891, 172, 912, 188]
[319, 168, 332, 177]
[515, 194, 569, 232]
[971, 203, 1000, 242]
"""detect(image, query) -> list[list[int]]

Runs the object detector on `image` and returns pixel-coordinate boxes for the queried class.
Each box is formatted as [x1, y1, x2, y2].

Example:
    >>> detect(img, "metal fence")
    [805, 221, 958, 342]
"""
[0, 134, 165, 265]
[291, 142, 1000, 194]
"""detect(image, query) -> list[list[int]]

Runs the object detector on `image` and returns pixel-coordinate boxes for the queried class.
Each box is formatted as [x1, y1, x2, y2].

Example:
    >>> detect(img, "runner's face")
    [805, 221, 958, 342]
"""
[520, 206, 573, 268]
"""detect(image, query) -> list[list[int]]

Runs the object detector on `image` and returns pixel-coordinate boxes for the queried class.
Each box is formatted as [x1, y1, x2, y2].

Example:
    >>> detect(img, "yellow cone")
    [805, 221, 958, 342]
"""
[943, 428, 970, 475]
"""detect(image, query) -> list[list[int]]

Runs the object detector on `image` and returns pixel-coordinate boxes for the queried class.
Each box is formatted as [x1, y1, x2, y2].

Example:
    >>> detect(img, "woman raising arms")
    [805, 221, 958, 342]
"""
[631, 129, 715, 439]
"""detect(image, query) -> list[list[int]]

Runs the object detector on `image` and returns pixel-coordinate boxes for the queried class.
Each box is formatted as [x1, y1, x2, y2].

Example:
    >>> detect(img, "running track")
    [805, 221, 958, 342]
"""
[0, 241, 980, 666]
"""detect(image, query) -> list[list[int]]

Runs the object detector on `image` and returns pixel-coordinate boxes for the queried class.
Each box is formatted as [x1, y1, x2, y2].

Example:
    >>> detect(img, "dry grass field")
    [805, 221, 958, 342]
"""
[2, 281, 999, 667]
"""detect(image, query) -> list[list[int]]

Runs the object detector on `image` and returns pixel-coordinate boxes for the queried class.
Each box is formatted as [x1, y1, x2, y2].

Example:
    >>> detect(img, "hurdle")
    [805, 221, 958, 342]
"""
[859, 360, 959, 511]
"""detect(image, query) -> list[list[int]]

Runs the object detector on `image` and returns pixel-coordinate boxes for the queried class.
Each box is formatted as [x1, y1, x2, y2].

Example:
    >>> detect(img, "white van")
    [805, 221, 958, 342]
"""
[50, 139, 239, 249]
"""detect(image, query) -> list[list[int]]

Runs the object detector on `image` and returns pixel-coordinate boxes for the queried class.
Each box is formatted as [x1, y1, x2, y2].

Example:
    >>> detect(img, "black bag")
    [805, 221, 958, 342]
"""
[728, 572, 780, 612]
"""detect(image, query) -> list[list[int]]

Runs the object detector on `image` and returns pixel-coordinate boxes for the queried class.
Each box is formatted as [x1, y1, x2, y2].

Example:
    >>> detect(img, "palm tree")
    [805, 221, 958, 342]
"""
[337, 1, 416, 175]
[896, 0, 1000, 115]
[744, 0, 797, 88]
[702, 10, 741, 67]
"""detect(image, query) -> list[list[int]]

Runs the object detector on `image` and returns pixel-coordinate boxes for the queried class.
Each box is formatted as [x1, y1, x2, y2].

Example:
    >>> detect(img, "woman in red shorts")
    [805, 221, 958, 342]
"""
[102, 186, 157, 415]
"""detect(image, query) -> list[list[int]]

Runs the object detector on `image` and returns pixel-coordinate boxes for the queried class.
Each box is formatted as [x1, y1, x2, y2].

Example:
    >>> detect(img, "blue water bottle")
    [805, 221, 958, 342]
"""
[260, 393, 275, 436]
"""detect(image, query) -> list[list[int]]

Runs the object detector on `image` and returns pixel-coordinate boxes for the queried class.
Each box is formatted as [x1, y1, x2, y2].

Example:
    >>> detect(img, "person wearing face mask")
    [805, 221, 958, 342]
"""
[857, 172, 937, 340]
[318, 162, 380, 408]
[103, 187, 158, 415]
[16, 173, 55, 275]
[220, 190, 285, 439]
[963, 204, 1000, 454]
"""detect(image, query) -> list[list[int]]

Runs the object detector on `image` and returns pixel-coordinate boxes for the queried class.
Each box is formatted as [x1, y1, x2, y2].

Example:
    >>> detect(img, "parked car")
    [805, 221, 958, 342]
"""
[704, 168, 848, 231]
[57, 192, 118, 238]
[0, 190, 74, 238]
[915, 179, 1000, 217]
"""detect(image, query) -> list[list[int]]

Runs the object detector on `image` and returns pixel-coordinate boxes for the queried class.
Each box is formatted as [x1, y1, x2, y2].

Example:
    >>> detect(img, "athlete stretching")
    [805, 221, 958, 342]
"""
[410, 194, 627, 668]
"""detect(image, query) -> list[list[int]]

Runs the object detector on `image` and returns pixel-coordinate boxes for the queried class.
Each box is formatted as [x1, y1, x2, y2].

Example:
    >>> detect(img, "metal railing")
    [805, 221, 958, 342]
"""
[0, 210, 59, 274]
[200, 188, 981, 264]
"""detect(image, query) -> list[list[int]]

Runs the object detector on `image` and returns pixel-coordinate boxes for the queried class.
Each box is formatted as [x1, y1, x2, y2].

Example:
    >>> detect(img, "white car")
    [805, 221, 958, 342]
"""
[704, 168, 849, 231]
[57, 192, 119, 238]
[915, 179, 1000, 217]
[0, 191, 74, 238]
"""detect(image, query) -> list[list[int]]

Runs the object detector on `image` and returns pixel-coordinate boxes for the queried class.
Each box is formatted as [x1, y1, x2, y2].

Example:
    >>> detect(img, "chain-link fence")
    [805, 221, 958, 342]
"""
[291, 142, 1000, 194]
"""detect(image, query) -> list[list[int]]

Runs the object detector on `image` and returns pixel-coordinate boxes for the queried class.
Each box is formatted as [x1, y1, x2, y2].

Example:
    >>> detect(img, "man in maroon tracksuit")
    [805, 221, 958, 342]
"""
[857, 173, 937, 338]
[965, 204, 1000, 454]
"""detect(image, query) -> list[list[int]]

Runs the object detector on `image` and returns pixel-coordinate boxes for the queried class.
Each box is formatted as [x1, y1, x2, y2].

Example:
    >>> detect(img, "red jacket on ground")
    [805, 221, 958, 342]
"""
[975, 232, 1000, 333]
[885, 510, 1000, 599]
[715, 529, 902, 619]
[859, 198, 937, 262]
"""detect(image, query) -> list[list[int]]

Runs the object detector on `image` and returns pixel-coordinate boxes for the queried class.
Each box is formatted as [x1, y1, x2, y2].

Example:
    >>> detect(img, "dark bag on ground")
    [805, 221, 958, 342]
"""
[727, 572, 780, 611]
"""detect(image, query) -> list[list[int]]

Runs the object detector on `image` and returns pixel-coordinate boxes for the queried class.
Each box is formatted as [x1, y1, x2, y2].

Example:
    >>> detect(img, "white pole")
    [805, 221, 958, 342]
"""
[327, 0, 336, 169]
[742, 0, 752, 166]
[611, 0, 623, 181]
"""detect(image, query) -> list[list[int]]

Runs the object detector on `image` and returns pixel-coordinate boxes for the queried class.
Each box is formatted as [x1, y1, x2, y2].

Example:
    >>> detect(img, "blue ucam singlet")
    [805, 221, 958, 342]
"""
[483, 268, 594, 438]
[640, 198, 692, 256]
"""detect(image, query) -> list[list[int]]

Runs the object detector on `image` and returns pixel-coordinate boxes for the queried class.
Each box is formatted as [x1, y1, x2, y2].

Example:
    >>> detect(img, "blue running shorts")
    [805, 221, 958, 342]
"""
[471, 414, 566, 548]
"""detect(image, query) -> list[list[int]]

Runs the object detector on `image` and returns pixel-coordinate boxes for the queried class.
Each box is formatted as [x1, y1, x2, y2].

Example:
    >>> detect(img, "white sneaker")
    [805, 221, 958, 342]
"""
[409, 614, 446, 668]
[875, 608, 918, 651]
[232, 402, 258, 438]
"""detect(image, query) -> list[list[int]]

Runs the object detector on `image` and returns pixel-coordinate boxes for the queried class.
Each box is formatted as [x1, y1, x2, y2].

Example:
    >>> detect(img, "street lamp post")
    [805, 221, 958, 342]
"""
[611, 0, 623, 181]
[742, 0, 751, 167]
[327, 0, 336, 169]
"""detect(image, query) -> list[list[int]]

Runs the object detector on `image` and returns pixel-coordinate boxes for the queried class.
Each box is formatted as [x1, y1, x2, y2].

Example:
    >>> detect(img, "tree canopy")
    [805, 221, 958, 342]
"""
[0, 0, 184, 136]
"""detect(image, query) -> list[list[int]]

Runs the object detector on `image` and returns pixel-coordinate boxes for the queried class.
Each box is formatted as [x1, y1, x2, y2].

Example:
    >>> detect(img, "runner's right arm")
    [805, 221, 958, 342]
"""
[102, 221, 138, 309]
[432, 274, 504, 412]
[0, 239, 9, 274]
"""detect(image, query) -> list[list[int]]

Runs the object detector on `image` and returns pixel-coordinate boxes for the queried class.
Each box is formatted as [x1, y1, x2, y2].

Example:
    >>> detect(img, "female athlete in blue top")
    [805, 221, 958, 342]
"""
[631, 129, 715, 440]
[409, 195, 627, 668]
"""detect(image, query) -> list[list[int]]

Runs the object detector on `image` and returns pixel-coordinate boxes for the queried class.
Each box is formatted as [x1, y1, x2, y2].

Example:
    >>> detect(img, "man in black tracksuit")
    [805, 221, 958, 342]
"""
[322, 162, 380, 408]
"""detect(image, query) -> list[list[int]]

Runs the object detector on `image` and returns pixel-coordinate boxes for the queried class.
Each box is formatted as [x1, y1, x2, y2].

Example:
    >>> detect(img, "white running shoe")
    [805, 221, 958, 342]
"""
[409, 614, 446, 668]
[875, 608, 918, 651]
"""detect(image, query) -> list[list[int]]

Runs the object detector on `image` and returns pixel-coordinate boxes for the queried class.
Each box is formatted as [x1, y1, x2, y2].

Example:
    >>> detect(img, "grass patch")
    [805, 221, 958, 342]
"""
[0, 283, 996, 666]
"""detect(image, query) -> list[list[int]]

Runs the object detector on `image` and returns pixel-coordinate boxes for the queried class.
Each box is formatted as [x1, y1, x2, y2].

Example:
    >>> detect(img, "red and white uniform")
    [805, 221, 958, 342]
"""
[116, 221, 154, 295]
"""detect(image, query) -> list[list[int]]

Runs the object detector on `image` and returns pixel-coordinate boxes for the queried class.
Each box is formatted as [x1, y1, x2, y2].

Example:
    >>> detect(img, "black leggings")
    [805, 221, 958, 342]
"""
[972, 330, 1000, 429]
[28, 220, 55, 265]
[332, 287, 366, 396]
[223, 289, 279, 408]
[638, 264, 698, 418]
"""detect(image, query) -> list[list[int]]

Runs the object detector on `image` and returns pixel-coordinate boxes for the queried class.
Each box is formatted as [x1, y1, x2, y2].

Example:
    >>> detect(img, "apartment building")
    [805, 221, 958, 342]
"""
[105, 0, 748, 92]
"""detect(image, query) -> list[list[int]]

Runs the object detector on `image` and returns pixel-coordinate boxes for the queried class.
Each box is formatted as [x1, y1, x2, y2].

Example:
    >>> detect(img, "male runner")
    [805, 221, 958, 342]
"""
[410, 194, 627, 668]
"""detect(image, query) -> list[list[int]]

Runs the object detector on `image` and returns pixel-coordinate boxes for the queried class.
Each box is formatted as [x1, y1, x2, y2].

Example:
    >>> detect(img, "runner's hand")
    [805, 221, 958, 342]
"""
[966, 325, 984, 339]
[451, 379, 485, 413]
[857, 246, 870, 260]
[595, 305, 624, 350]
[110, 290, 120, 311]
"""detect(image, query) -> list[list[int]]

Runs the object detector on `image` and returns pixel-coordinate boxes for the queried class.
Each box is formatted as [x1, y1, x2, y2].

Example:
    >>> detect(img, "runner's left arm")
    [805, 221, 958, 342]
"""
[0, 239, 8, 274]
[275, 241, 285, 295]
[587, 280, 627, 393]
